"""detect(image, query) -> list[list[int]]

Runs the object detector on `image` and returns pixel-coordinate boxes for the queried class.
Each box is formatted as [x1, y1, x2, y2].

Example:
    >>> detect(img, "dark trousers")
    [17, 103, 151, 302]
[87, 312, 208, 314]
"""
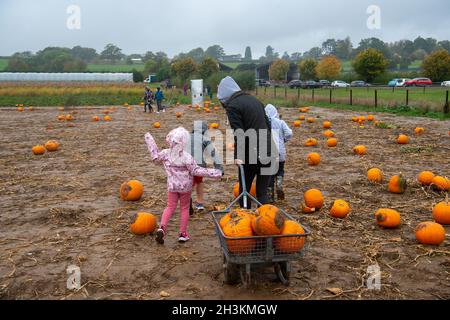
[144, 100, 153, 113]
[268, 161, 285, 189]
[156, 100, 163, 112]
[238, 164, 270, 209]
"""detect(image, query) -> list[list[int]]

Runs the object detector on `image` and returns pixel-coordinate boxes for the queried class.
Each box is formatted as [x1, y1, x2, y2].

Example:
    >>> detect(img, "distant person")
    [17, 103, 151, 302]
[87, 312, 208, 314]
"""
[183, 83, 188, 96]
[207, 84, 213, 100]
[155, 87, 165, 113]
[143, 86, 154, 113]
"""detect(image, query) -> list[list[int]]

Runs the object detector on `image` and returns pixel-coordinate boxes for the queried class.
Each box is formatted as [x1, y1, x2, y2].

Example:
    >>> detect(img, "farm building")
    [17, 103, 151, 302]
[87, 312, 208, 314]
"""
[255, 62, 300, 82]
[0, 72, 133, 82]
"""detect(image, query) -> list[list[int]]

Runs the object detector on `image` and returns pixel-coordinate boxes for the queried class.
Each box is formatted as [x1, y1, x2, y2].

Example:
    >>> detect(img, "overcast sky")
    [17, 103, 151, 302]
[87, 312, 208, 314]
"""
[1, 0, 449, 57]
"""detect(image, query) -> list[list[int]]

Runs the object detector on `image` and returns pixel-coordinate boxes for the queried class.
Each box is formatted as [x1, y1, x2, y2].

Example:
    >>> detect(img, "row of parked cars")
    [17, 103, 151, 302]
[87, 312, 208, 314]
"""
[286, 80, 371, 88]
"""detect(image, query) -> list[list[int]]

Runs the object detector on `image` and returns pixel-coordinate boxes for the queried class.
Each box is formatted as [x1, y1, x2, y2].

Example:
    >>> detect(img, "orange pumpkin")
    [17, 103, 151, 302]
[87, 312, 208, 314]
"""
[433, 197, 450, 225]
[358, 116, 366, 123]
[397, 134, 409, 145]
[219, 209, 254, 229]
[418, 171, 435, 186]
[176, 112, 182, 118]
[307, 153, 321, 166]
[210, 123, 220, 129]
[431, 176, 450, 191]
[103, 115, 111, 121]
[28, 106, 34, 111]
[299, 107, 309, 113]
[415, 222, 445, 245]
[233, 182, 257, 198]
[367, 168, 383, 183]
[305, 138, 318, 147]
[367, 115, 375, 121]
[299, 115, 306, 121]
[252, 205, 285, 236]
[388, 174, 407, 194]
[17, 107, 24, 112]
[130, 212, 157, 235]
[275, 220, 306, 253]
[307, 117, 316, 123]
[57, 115, 66, 121]
[127, 106, 133, 111]
[223, 214, 255, 254]
[351, 116, 358, 122]
[293, 121, 301, 127]
[304, 189, 324, 210]
[330, 199, 350, 219]
[44, 140, 60, 152]
[323, 130, 335, 138]
[375, 209, 401, 228]
[414, 127, 425, 135]
[92, 116, 100, 122]
[66, 114, 74, 121]
[32, 145, 46, 155]
[153, 122, 161, 129]
[120, 180, 144, 201]
[327, 138, 338, 147]
[353, 145, 367, 155]
[323, 121, 332, 129]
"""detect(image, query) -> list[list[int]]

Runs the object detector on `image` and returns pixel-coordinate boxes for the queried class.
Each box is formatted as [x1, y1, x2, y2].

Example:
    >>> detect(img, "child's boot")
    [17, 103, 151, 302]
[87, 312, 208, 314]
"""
[276, 176, 285, 201]
[155, 225, 166, 244]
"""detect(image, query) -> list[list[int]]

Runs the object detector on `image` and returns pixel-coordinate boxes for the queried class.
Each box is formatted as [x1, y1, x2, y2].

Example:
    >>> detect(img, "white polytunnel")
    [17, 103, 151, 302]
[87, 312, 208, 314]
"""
[0, 72, 133, 82]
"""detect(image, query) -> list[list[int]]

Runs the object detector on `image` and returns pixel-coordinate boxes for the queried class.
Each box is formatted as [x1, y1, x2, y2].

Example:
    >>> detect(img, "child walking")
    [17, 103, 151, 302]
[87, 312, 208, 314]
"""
[154, 87, 165, 113]
[265, 104, 293, 202]
[143, 87, 154, 113]
[145, 127, 222, 244]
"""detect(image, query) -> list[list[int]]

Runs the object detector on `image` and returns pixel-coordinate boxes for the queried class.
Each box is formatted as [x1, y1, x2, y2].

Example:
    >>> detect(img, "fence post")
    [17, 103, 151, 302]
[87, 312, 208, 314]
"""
[375, 90, 378, 108]
[350, 89, 353, 105]
[297, 88, 300, 100]
[406, 90, 409, 106]
[274, 86, 276, 98]
[312, 89, 315, 102]
[264, 86, 267, 96]
[329, 89, 332, 104]
[285, 86, 287, 100]
[445, 90, 449, 114]
[255, 85, 258, 96]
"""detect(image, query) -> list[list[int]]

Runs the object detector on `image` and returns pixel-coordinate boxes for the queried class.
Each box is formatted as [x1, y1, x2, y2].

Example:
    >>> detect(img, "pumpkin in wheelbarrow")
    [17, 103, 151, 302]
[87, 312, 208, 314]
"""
[219, 209, 255, 230]
[223, 214, 255, 255]
[252, 205, 285, 236]
[275, 220, 306, 253]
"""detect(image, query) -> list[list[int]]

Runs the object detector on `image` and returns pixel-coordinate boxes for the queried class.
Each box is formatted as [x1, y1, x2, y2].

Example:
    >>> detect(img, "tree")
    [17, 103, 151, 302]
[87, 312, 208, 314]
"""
[316, 56, 342, 80]
[422, 49, 450, 82]
[71, 46, 98, 63]
[352, 48, 389, 82]
[198, 57, 219, 79]
[244, 46, 252, 61]
[265, 46, 279, 61]
[132, 69, 144, 82]
[290, 52, 302, 61]
[205, 45, 225, 60]
[269, 59, 290, 81]
[335, 37, 353, 60]
[171, 57, 198, 81]
[303, 47, 322, 59]
[298, 59, 318, 80]
[186, 48, 205, 62]
[356, 38, 391, 59]
[322, 39, 337, 56]
[438, 41, 450, 52]
[281, 51, 290, 61]
[100, 44, 124, 62]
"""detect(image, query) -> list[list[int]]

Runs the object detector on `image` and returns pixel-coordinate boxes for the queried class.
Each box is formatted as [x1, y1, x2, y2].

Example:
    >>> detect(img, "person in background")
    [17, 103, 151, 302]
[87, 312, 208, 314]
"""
[155, 87, 165, 113]
[265, 104, 292, 202]
[207, 84, 213, 100]
[143, 86, 154, 113]
[183, 83, 188, 96]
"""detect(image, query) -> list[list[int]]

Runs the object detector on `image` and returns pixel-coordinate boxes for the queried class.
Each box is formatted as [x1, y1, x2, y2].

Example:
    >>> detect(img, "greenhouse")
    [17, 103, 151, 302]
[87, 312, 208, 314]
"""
[0, 72, 133, 82]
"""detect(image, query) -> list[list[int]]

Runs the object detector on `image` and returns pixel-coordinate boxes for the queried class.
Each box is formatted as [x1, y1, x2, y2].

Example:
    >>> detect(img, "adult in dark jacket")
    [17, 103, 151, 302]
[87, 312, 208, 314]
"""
[217, 76, 277, 208]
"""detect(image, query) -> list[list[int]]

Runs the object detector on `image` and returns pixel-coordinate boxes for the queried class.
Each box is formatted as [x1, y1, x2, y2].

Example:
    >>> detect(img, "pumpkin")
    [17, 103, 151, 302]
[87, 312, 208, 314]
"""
[415, 222, 445, 245]
[299, 115, 306, 121]
[153, 122, 161, 129]
[139, 102, 144, 106]
[17, 107, 24, 112]
[275, 220, 306, 253]
[375, 209, 401, 228]
[124, 103, 129, 107]
[415, 127, 425, 135]
[353, 145, 367, 155]
[32, 145, 46, 155]
[120, 180, 144, 201]
[252, 205, 285, 236]
[65, 114, 74, 121]
[431, 176, 450, 191]
[176, 112, 182, 118]
[293, 121, 302, 127]
[388, 174, 407, 194]
[367, 115, 375, 121]
[210, 123, 220, 129]
[327, 138, 338, 147]
[301, 204, 316, 214]
[307, 117, 316, 123]
[358, 116, 366, 123]
[204, 108, 211, 113]
[57, 115, 65, 121]
[305, 138, 318, 147]
[352, 116, 358, 122]
[28, 106, 34, 111]
[304, 189, 324, 210]
[323, 121, 332, 129]
[92, 116, 100, 122]
[128, 106, 133, 111]
[307, 153, 321, 166]
[219, 209, 254, 229]
[299, 107, 309, 113]
[397, 134, 409, 145]
[233, 182, 256, 198]
[323, 130, 335, 138]
[367, 168, 383, 183]
[103, 115, 111, 121]
[330, 199, 350, 219]
[44, 140, 59, 152]
[418, 171, 435, 186]
[433, 196, 450, 225]
[130, 212, 157, 235]
[223, 214, 255, 254]
[214, 106, 220, 111]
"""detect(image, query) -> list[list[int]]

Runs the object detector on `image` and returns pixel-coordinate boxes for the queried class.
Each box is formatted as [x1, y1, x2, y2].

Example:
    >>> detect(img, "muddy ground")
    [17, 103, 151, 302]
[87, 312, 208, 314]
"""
[0, 104, 449, 300]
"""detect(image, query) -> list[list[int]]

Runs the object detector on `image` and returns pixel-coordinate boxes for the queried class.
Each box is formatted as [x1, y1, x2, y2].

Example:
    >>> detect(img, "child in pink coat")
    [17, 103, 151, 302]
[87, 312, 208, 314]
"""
[145, 127, 222, 244]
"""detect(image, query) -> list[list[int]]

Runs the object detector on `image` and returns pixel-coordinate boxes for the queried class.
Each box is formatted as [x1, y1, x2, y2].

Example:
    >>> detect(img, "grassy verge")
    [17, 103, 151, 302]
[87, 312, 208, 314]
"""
[0, 58, 8, 71]
[87, 63, 145, 72]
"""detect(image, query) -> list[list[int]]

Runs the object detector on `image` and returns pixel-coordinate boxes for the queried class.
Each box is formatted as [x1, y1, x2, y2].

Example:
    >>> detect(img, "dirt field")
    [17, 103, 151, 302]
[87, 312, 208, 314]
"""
[0, 104, 449, 300]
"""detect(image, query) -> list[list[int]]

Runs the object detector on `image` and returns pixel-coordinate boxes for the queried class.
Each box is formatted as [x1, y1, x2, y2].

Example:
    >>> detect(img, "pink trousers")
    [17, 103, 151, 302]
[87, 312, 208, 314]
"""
[161, 192, 191, 233]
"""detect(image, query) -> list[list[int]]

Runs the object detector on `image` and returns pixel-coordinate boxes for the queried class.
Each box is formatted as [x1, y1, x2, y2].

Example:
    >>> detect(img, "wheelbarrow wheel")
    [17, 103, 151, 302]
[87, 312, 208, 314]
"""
[240, 264, 251, 288]
[275, 262, 291, 286]
[223, 255, 239, 285]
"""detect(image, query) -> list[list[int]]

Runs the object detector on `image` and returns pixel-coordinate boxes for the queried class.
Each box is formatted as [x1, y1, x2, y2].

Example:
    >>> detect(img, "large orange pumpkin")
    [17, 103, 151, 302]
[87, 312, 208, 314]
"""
[415, 222, 446, 245]
[153, 122, 161, 129]
[304, 189, 324, 210]
[57, 115, 66, 121]
[233, 182, 256, 198]
[397, 134, 409, 145]
[367, 168, 383, 183]
[120, 180, 144, 201]
[92, 116, 100, 122]
[66, 114, 74, 121]
[330, 199, 350, 219]
[375, 209, 401, 228]
[388, 174, 407, 194]
[353, 145, 367, 155]
[323, 130, 335, 138]
[431, 176, 450, 191]
[252, 205, 285, 236]
[223, 214, 255, 254]
[305, 138, 318, 147]
[433, 197, 450, 225]
[307, 153, 321, 166]
[307, 117, 316, 124]
[293, 121, 302, 127]
[44, 140, 60, 152]
[275, 220, 306, 253]
[323, 121, 332, 129]
[418, 171, 435, 186]
[32, 145, 46, 155]
[219, 209, 254, 229]
[210, 123, 220, 129]
[327, 138, 338, 147]
[130, 212, 157, 235]
[414, 127, 425, 135]
[104, 115, 111, 121]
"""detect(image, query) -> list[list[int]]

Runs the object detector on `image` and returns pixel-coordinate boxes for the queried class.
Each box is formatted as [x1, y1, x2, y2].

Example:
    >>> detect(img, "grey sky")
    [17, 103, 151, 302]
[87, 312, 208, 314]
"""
[1, 0, 449, 57]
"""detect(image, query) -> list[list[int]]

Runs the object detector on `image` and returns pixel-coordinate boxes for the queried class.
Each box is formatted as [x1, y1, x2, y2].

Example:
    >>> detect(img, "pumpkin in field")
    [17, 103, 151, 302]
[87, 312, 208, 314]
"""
[299, 107, 309, 113]
[323, 121, 332, 129]
[210, 123, 220, 129]
[175, 112, 182, 118]
[32, 145, 46, 155]
[397, 134, 409, 145]
[223, 214, 255, 254]
[367, 168, 383, 183]
[128, 106, 133, 111]
[57, 115, 65, 121]
[304, 189, 324, 210]
[124, 103, 129, 107]
[120, 180, 144, 201]
[415, 222, 445, 245]
[17, 107, 24, 112]
[307, 117, 316, 123]
[415, 127, 425, 135]
[28, 106, 34, 111]
[375, 209, 401, 228]
[358, 116, 366, 123]
[305, 138, 318, 147]
[275, 220, 306, 253]
[433, 196, 450, 225]
[327, 138, 338, 147]
[431, 176, 450, 191]
[293, 121, 301, 127]
[388, 174, 407, 194]
[323, 130, 335, 138]
[252, 205, 285, 236]
[353, 145, 367, 155]
[214, 105, 220, 111]
[66, 114, 74, 121]
[352, 116, 358, 122]
[299, 115, 306, 121]
[44, 140, 60, 152]
[153, 122, 161, 129]
[418, 171, 435, 186]
[130, 212, 157, 235]
[233, 182, 256, 198]
[103, 115, 111, 121]
[367, 115, 375, 121]
[330, 199, 351, 219]
[307, 153, 321, 166]
[92, 116, 100, 122]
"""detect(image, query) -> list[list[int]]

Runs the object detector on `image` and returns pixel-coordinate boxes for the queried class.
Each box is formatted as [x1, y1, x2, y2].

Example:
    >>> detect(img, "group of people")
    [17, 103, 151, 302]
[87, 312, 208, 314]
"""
[143, 86, 165, 113]
[144, 76, 292, 244]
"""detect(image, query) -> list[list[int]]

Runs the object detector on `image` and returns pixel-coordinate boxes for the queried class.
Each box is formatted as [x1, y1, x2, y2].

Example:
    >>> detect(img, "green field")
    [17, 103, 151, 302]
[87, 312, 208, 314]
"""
[87, 63, 145, 72]
[0, 58, 8, 71]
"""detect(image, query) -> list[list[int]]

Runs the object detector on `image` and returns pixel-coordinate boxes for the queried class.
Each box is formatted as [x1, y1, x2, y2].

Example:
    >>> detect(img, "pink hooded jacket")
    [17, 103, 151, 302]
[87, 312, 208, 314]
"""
[145, 127, 222, 193]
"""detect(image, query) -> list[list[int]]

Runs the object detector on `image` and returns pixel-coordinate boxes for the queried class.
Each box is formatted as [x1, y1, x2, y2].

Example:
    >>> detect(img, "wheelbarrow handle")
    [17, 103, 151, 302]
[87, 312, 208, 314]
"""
[238, 164, 248, 208]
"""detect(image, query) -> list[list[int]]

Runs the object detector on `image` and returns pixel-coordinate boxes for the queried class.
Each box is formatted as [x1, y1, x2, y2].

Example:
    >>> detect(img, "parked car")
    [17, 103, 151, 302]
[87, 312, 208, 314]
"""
[351, 80, 371, 87]
[388, 78, 411, 87]
[441, 81, 450, 87]
[331, 80, 350, 88]
[404, 78, 432, 87]
[302, 80, 322, 89]
[319, 80, 331, 87]
[288, 80, 303, 88]
[256, 79, 271, 87]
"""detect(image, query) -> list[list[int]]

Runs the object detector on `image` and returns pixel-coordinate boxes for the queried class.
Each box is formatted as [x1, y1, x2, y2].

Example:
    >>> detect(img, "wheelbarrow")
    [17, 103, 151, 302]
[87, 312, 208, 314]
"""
[211, 165, 311, 287]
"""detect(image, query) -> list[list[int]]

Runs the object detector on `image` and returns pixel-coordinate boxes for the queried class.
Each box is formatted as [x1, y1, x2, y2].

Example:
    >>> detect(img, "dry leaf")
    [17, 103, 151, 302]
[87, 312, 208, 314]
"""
[326, 288, 343, 295]
[160, 291, 170, 298]
[389, 237, 402, 242]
